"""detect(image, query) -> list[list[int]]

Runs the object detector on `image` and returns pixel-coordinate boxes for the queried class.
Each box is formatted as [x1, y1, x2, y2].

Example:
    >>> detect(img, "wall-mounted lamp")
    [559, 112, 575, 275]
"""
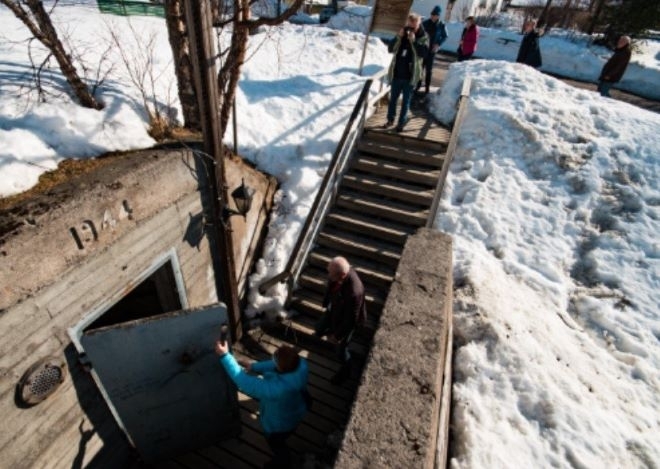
[223, 179, 255, 222]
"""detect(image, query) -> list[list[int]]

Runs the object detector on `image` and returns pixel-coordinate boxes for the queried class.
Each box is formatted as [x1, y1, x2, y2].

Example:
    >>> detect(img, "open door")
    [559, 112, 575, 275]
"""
[78, 303, 240, 463]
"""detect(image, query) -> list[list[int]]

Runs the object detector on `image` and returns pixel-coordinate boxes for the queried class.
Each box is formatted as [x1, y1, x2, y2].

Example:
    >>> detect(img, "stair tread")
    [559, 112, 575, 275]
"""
[325, 210, 413, 245]
[308, 248, 395, 283]
[293, 282, 386, 310]
[353, 155, 440, 185]
[363, 129, 449, 153]
[357, 140, 445, 168]
[343, 173, 434, 206]
[316, 230, 401, 267]
[336, 190, 429, 226]
[298, 268, 387, 300]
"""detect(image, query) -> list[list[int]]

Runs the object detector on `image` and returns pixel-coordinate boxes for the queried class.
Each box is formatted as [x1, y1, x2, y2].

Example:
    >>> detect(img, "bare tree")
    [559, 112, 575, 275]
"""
[1, 0, 103, 109]
[538, 0, 553, 29]
[166, 0, 303, 135]
[214, 0, 303, 140]
[107, 20, 176, 140]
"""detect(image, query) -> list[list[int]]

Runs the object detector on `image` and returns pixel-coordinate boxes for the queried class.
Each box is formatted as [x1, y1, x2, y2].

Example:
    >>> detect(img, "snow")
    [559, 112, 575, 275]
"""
[326, 4, 372, 33]
[440, 22, 660, 100]
[431, 60, 660, 468]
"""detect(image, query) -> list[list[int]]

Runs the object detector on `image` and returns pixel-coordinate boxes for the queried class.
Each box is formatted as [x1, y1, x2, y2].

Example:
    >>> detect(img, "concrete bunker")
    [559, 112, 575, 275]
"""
[0, 145, 277, 468]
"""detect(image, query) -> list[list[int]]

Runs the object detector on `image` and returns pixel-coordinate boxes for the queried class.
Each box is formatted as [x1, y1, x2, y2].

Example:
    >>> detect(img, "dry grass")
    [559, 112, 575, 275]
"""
[0, 127, 203, 213]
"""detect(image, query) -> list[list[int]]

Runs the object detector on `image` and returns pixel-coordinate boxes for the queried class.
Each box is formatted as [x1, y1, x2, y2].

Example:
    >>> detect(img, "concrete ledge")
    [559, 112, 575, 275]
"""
[336, 228, 453, 469]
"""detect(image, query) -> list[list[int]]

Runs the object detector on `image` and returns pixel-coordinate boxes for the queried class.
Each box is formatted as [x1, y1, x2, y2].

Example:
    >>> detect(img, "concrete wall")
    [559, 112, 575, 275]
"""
[335, 228, 453, 469]
[0, 147, 276, 468]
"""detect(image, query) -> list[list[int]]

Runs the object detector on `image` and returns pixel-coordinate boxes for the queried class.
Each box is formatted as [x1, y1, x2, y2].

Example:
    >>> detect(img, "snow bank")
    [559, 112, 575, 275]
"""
[0, 4, 177, 197]
[431, 61, 660, 467]
[440, 23, 660, 100]
[327, 4, 372, 34]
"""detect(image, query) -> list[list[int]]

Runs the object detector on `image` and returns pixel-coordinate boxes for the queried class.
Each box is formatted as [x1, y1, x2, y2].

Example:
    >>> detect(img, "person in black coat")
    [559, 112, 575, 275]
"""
[598, 35, 632, 97]
[516, 20, 542, 68]
[314, 256, 367, 384]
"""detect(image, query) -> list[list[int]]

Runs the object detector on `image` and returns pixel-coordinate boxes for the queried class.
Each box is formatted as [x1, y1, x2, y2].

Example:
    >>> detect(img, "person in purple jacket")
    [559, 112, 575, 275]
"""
[216, 341, 308, 469]
[458, 16, 479, 61]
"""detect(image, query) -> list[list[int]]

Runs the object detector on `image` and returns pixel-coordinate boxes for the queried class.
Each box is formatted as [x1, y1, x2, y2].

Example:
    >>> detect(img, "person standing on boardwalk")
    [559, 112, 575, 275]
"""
[598, 35, 632, 97]
[385, 13, 429, 132]
[314, 256, 367, 384]
[516, 19, 542, 68]
[215, 341, 308, 469]
[457, 16, 479, 61]
[416, 5, 448, 95]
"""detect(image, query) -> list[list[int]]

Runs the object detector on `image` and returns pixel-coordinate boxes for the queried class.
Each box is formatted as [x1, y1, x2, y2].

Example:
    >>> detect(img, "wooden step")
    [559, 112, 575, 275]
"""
[289, 293, 379, 333]
[343, 173, 434, 207]
[352, 155, 439, 187]
[316, 230, 401, 268]
[335, 191, 428, 227]
[325, 210, 413, 245]
[291, 282, 385, 317]
[307, 249, 394, 290]
[357, 139, 445, 168]
[363, 128, 449, 153]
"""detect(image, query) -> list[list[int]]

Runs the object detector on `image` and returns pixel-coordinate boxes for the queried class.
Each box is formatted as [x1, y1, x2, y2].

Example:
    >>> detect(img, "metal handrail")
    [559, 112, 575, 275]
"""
[258, 71, 389, 296]
[426, 76, 472, 228]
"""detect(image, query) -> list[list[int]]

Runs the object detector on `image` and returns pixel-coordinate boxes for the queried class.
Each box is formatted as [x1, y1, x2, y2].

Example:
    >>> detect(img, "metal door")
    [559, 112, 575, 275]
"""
[79, 303, 240, 463]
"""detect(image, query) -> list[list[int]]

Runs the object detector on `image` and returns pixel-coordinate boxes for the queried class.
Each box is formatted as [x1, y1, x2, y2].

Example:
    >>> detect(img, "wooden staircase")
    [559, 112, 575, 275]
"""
[273, 124, 449, 359]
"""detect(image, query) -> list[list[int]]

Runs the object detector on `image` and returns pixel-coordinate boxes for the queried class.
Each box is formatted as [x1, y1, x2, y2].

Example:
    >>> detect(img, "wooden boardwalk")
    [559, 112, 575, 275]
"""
[162, 80, 453, 469]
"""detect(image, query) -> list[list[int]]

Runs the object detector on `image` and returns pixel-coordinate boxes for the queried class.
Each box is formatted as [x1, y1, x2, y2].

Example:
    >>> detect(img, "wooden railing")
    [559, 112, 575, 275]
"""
[426, 76, 472, 228]
[258, 70, 389, 297]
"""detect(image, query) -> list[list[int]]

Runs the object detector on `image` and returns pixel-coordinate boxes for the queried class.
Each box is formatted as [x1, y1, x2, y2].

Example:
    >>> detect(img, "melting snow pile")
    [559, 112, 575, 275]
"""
[431, 60, 660, 468]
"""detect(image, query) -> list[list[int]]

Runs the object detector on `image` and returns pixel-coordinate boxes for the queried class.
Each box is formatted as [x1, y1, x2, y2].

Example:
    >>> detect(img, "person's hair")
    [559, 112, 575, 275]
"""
[408, 13, 421, 22]
[274, 346, 300, 373]
[466, 16, 475, 22]
[620, 35, 631, 46]
[329, 256, 350, 276]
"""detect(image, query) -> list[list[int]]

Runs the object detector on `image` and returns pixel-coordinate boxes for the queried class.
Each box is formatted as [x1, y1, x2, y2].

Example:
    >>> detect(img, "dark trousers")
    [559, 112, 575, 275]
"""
[457, 52, 473, 62]
[598, 81, 613, 97]
[387, 78, 413, 126]
[265, 431, 293, 469]
[416, 52, 435, 92]
[314, 313, 354, 362]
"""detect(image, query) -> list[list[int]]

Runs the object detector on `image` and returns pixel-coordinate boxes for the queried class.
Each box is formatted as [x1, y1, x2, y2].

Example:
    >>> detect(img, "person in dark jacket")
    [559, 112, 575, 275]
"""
[458, 16, 479, 61]
[314, 256, 366, 384]
[598, 35, 632, 97]
[416, 5, 448, 95]
[516, 20, 542, 68]
[385, 13, 429, 132]
[216, 341, 308, 469]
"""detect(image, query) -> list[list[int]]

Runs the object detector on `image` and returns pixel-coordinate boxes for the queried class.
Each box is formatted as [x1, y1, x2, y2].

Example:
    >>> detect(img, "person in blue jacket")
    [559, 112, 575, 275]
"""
[416, 5, 448, 95]
[215, 340, 309, 469]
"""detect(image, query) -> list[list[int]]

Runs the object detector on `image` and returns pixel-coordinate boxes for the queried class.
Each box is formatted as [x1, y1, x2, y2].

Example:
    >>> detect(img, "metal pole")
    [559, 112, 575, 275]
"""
[232, 96, 238, 155]
[185, 0, 242, 341]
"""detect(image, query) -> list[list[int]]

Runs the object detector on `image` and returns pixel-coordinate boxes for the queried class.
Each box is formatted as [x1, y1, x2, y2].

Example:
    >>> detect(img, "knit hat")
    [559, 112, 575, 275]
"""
[431, 5, 441, 16]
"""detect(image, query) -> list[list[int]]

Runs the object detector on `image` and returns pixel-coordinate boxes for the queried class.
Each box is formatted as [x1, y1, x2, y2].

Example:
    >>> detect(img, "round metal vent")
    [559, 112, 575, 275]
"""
[17, 357, 67, 406]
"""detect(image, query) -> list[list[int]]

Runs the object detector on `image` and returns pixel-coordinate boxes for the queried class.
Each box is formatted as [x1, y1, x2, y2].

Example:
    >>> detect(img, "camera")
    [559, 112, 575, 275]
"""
[404, 26, 413, 34]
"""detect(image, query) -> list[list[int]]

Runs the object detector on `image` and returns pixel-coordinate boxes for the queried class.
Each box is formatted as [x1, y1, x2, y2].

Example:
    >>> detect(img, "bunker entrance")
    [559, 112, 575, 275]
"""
[68, 252, 241, 463]
[85, 260, 182, 331]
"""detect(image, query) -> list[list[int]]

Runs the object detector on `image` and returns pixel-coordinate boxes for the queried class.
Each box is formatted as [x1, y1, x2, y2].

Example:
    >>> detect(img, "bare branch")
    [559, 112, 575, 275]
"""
[238, 0, 304, 31]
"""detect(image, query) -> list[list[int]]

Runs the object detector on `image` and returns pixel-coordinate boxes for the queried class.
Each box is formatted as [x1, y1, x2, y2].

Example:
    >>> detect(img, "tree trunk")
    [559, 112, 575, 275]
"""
[2, 0, 102, 109]
[587, 0, 606, 34]
[538, 0, 553, 29]
[164, 0, 201, 130]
